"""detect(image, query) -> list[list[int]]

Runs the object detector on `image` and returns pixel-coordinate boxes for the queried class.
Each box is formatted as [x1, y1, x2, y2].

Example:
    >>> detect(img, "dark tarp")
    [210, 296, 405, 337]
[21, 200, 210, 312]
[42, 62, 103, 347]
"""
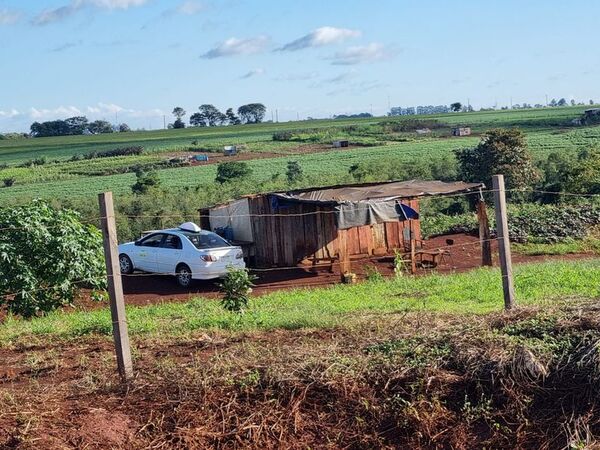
[270, 180, 484, 229]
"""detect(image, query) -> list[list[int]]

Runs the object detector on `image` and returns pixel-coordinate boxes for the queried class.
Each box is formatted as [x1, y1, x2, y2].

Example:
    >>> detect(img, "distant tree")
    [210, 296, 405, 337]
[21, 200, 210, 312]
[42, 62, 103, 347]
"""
[226, 108, 241, 125]
[172, 107, 186, 120]
[237, 103, 266, 124]
[173, 118, 186, 129]
[557, 98, 567, 107]
[118, 123, 131, 132]
[198, 104, 223, 127]
[285, 161, 303, 184]
[590, 100, 595, 105]
[215, 161, 252, 183]
[450, 102, 462, 112]
[3, 177, 15, 188]
[570, 99, 576, 107]
[549, 98, 558, 107]
[189, 112, 207, 127]
[64, 116, 89, 135]
[454, 128, 539, 192]
[30, 116, 89, 137]
[131, 169, 161, 194]
[87, 120, 114, 134]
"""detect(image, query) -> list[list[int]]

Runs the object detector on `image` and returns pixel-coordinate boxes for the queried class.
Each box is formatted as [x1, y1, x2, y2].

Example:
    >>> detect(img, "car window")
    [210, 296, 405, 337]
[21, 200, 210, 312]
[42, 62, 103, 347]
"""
[161, 234, 182, 250]
[139, 233, 164, 247]
[182, 231, 230, 249]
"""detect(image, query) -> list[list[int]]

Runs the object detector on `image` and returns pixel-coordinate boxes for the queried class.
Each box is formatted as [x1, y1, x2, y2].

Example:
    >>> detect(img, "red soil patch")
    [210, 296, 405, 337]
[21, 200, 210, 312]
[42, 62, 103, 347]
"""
[73, 233, 592, 309]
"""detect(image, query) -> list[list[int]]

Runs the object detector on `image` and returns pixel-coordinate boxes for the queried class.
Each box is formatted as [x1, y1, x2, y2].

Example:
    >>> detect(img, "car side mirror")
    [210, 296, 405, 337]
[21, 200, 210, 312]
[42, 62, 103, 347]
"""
[134, 240, 141, 246]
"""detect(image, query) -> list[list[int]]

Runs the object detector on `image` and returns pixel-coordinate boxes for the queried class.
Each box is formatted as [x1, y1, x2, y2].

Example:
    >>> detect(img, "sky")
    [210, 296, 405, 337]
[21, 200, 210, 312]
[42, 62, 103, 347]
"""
[0, 0, 598, 132]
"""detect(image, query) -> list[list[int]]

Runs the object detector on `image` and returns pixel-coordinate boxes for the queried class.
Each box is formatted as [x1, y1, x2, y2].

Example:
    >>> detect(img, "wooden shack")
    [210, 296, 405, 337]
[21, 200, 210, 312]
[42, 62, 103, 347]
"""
[199, 180, 486, 272]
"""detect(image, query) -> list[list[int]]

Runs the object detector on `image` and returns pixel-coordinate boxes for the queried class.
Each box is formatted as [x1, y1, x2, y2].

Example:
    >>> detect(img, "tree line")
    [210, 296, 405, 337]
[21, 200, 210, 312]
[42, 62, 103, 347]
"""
[171, 103, 266, 129]
[30, 117, 131, 138]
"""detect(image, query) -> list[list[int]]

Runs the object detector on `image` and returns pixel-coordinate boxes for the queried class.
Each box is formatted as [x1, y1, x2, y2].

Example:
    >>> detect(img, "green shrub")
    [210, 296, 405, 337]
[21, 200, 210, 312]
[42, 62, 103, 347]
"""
[215, 162, 252, 184]
[3, 177, 15, 188]
[218, 267, 256, 313]
[0, 200, 106, 317]
[131, 169, 161, 194]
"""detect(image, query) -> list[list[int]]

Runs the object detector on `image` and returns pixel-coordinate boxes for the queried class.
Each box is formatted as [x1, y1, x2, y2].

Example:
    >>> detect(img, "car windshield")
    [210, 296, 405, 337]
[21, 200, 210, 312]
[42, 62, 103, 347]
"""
[181, 231, 231, 249]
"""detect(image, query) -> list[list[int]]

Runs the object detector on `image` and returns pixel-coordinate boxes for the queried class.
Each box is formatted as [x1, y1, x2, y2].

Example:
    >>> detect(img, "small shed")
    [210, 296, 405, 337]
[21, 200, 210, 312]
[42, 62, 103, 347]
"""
[199, 180, 485, 272]
[223, 145, 237, 156]
[332, 140, 349, 148]
[452, 127, 471, 136]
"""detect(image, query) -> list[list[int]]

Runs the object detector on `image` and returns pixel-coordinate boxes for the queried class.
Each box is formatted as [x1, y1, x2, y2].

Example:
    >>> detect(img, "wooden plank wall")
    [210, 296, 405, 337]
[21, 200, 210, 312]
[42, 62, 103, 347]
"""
[247, 196, 421, 268]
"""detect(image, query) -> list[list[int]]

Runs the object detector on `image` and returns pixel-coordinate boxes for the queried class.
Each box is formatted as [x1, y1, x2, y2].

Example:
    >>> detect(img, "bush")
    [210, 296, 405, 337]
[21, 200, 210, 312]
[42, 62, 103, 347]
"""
[3, 177, 15, 187]
[0, 200, 106, 317]
[508, 203, 600, 243]
[273, 131, 293, 141]
[85, 146, 144, 159]
[215, 162, 252, 184]
[285, 161, 303, 184]
[131, 169, 161, 194]
[218, 267, 256, 313]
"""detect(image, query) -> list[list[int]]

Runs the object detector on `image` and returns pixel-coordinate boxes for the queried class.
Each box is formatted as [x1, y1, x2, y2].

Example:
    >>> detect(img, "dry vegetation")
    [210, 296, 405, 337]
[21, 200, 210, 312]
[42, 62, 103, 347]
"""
[3, 299, 600, 449]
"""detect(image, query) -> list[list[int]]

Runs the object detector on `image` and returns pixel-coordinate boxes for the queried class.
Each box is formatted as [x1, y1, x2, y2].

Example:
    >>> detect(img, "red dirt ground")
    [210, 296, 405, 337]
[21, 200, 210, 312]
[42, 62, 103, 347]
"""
[111, 233, 591, 308]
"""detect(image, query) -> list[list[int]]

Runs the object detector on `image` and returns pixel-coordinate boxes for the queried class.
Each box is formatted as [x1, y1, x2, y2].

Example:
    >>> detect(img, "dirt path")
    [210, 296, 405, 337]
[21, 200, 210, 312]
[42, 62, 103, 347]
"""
[109, 233, 593, 308]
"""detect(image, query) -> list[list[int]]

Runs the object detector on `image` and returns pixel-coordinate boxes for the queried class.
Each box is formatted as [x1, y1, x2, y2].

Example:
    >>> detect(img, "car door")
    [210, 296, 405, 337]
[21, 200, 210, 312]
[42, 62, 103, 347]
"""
[134, 233, 164, 272]
[156, 233, 184, 274]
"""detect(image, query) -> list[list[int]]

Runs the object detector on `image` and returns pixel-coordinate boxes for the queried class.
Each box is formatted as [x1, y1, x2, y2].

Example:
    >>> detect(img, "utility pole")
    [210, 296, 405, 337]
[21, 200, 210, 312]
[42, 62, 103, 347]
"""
[163, 115, 166, 129]
[297, 111, 300, 121]
[98, 192, 133, 380]
[492, 175, 516, 310]
[275, 109, 279, 123]
[545, 94, 549, 107]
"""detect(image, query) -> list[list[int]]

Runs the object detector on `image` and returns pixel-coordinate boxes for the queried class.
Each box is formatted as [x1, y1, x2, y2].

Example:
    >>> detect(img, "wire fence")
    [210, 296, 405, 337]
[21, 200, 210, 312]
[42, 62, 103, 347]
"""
[1, 187, 598, 302]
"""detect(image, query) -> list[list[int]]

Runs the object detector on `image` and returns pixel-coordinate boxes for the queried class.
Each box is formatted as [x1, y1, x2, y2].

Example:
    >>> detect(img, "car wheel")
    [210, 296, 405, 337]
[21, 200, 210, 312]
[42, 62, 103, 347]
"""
[119, 254, 134, 274]
[176, 264, 193, 288]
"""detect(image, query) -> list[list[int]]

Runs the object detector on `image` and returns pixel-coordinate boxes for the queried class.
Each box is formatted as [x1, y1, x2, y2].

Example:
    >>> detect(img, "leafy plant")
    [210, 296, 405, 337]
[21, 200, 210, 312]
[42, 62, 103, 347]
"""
[0, 200, 106, 317]
[393, 249, 407, 276]
[3, 177, 15, 187]
[215, 161, 252, 184]
[131, 169, 161, 194]
[285, 160, 303, 184]
[218, 267, 256, 313]
[364, 265, 384, 282]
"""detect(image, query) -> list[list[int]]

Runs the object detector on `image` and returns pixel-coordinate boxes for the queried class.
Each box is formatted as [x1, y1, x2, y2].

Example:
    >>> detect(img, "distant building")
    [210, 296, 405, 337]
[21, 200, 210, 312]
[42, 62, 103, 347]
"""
[389, 105, 449, 116]
[452, 127, 472, 137]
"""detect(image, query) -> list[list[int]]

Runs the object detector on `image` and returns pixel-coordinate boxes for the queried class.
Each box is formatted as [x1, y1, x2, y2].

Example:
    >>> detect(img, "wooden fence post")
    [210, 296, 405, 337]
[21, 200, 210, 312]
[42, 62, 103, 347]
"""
[338, 228, 352, 280]
[477, 198, 493, 267]
[492, 175, 516, 310]
[98, 192, 133, 381]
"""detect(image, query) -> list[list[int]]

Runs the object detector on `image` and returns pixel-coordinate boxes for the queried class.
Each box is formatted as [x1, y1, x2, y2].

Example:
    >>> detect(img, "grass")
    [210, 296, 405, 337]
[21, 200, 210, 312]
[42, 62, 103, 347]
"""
[1, 259, 598, 345]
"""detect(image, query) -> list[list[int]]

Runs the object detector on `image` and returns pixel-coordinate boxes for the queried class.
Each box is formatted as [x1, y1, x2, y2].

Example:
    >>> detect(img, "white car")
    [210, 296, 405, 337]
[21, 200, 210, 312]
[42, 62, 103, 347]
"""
[118, 222, 245, 287]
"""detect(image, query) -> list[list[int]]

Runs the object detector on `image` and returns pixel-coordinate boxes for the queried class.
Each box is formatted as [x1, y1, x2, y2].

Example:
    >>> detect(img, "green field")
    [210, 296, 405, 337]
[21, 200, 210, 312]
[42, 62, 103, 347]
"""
[0, 106, 597, 204]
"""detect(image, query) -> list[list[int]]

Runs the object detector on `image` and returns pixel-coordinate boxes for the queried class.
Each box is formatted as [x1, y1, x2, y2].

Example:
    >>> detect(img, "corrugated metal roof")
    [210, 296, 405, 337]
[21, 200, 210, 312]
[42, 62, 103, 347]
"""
[274, 180, 485, 204]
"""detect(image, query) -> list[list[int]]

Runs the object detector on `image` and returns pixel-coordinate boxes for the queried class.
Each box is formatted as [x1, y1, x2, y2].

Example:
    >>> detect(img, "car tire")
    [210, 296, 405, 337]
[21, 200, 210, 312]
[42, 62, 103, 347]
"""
[176, 264, 193, 288]
[119, 254, 134, 275]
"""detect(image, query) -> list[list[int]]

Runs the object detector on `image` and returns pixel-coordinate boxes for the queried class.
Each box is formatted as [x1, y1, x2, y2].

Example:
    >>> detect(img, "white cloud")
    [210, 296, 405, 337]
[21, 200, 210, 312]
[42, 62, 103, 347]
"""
[327, 43, 394, 65]
[0, 109, 21, 118]
[32, 0, 148, 25]
[201, 35, 270, 58]
[0, 8, 21, 25]
[29, 106, 84, 120]
[278, 26, 361, 51]
[240, 68, 265, 79]
[274, 72, 319, 82]
[176, 1, 206, 15]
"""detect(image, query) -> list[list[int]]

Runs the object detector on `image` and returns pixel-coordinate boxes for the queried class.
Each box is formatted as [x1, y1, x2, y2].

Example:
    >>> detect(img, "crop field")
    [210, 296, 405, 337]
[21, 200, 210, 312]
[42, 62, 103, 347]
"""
[0, 106, 597, 204]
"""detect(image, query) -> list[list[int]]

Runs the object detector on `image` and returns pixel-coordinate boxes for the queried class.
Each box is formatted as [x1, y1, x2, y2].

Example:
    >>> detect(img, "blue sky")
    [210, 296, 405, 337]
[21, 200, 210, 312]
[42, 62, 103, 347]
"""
[0, 0, 598, 132]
